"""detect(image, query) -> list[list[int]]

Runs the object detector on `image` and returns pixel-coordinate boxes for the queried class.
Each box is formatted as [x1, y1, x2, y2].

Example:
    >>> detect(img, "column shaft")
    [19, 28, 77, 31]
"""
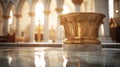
[15, 14, 21, 37]
[2, 15, 10, 36]
[95, 0, 113, 43]
[75, 5, 80, 12]
[43, 15, 49, 42]
[72, 0, 83, 12]
[42, 0, 51, 42]
[56, 13, 62, 43]
[29, 12, 35, 42]
[43, 10, 50, 42]
[55, 0, 64, 43]
[55, 8, 63, 43]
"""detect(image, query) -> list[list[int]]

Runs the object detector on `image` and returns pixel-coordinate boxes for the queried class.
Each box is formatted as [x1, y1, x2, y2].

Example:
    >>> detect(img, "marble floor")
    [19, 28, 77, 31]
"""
[0, 45, 119, 67]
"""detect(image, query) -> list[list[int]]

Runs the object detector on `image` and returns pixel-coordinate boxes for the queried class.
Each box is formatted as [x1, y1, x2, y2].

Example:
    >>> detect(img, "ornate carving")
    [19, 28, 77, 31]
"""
[14, 14, 22, 18]
[59, 12, 105, 44]
[72, 0, 83, 5]
[43, 10, 50, 15]
[55, 8, 63, 13]
[29, 12, 35, 17]
[2, 15, 10, 19]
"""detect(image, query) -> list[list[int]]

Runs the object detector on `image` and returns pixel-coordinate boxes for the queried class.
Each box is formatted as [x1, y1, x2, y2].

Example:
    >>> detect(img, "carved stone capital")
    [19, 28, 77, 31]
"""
[43, 10, 50, 15]
[29, 12, 35, 17]
[72, 0, 83, 5]
[2, 15, 10, 19]
[14, 14, 22, 18]
[55, 8, 63, 13]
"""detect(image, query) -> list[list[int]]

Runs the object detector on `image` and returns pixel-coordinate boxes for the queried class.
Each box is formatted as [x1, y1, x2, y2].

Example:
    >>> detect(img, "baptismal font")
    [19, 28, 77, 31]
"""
[59, 0, 105, 51]
[59, 1, 105, 66]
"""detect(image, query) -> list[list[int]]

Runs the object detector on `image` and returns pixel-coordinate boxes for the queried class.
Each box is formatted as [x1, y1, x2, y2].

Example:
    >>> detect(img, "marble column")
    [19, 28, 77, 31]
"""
[94, 0, 113, 43]
[14, 14, 22, 37]
[43, 10, 50, 42]
[2, 15, 10, 36]
[72, 0, 83, 12]
[55, 0, 64, 43]
[43, 0, 51, 42]
[29, 12, 35, 42]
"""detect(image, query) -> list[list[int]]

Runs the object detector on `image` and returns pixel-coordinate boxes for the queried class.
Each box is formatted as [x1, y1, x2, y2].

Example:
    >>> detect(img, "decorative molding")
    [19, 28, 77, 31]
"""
[55, 8, 63, 13]
[28, 12, 35, 17]
[14, 14, 22, 18]
[2, 15, 10, 19]
[43, 10, 50, 15]
[72, 0, 83, 5]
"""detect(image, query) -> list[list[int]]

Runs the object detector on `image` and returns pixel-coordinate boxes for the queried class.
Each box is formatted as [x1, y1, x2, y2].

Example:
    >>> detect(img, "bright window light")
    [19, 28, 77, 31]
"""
[9, 10, 13, 25]
[35, 3, 44, 26]
[109, 0, 114, 18]
[62, 5, 70, 14]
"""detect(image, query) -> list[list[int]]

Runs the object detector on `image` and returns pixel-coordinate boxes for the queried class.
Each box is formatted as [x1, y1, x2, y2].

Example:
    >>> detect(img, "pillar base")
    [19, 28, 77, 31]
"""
[55, 39, 63, 43]
[99, 36, 113, 43]
[42, 39, 48, 42]
[63, 44, 102, 51]
[29, 39, 35, 42]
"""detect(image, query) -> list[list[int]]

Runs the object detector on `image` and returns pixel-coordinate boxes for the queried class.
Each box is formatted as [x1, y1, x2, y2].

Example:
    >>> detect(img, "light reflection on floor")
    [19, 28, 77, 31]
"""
[0, 47, 120, 67]
[34, 52, 46, 67]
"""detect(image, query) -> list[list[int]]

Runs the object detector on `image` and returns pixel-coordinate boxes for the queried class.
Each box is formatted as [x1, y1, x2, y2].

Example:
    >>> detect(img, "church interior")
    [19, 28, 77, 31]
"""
[0, 0, 120, 67]
[0, 0, 120, 43]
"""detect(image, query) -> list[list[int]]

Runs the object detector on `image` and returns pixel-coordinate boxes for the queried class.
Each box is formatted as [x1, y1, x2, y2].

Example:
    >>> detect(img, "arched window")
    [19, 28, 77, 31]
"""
[109, 0, 114, 18]
[9, 10, 13, 31]
[8, 5, 16, 34]
[35, 2, 44, 26]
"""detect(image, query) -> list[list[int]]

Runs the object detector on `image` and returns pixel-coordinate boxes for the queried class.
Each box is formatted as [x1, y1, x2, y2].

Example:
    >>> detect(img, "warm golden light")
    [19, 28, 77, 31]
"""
[109, 0, 114, 18]
[62, 5, 70, 14]
[63, 55, 68, 67]
[9, 10, 13, 25]
[35, 3, 44, 26]
[34, 52, 46, 67]
[101, 24, 104, 36]
[115, 10, 119, 13]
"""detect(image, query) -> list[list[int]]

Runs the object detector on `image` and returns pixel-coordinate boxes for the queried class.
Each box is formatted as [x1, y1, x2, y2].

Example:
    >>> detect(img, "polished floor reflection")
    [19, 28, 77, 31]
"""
[0, 47, 120, 67]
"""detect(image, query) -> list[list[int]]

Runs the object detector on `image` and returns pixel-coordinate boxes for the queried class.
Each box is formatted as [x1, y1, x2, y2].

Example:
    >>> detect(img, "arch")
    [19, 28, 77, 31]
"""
[5, 1, 16, 33]
[0, 0, 9, 15]
[0, 0, 4, 10]
[17, 0, 38, 14]
[5, 1, 14, 15]
[16, 0, 26, 14]
[30, 0, 38, 11]
[0, 1, 15, 16]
